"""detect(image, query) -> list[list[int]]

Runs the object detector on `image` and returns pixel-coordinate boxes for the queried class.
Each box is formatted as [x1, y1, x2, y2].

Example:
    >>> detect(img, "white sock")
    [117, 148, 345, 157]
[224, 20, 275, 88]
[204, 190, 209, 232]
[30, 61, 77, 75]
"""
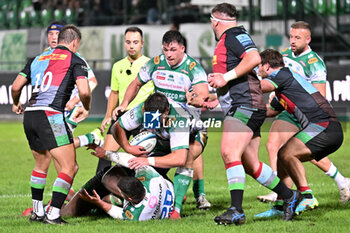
[32, 200, 44, 217]
[78, 135, 89, 147]
[325, 163, 347, 189]
[46, 206, 61, 220]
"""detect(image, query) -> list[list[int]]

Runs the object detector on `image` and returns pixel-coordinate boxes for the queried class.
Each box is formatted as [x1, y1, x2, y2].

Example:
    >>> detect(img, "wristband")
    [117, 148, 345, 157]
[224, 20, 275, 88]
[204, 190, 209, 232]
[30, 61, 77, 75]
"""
[223, 69, 237, 82]
[147, 157, 155, 166]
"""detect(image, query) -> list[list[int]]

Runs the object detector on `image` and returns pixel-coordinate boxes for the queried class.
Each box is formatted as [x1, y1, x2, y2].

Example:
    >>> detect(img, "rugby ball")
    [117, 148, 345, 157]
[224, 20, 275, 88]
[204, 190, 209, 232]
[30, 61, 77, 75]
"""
[129, 131, 157, 153]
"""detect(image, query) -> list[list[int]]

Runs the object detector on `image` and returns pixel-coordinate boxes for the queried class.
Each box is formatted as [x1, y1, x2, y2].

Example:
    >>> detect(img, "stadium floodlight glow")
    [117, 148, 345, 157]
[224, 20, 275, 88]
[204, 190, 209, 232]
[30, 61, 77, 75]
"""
[210, 14, 236, 23]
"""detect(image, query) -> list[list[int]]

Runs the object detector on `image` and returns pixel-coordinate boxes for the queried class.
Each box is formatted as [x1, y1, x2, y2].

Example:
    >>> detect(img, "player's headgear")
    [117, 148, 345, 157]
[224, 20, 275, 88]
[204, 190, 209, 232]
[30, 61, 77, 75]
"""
[47, 21, 65, 34]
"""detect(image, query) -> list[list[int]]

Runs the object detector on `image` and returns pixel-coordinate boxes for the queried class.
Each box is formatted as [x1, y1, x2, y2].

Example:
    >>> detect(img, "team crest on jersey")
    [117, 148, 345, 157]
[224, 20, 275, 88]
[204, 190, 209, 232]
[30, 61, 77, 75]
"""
[212, 55, 217, 65]
[279, 98, 287, 109]
[38, 54, 67, 61]
[282, 47, 288, 52]
[154, 56, 160, 65]
[189, 62, 196, 71]
[308, 57, 318, 64]
[137, 176, 145, 182]
[125, 210, 134, 220]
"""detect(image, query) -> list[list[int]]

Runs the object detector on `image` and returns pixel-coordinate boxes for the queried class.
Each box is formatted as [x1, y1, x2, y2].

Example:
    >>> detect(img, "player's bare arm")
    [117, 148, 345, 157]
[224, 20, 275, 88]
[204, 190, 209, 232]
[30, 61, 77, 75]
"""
[208, 50, 261, 88]
[111, 121, 148, 156]
[113, 78, 144, 119]
[76, 78, 91, 111]
[312, 83, 326, 97]
[11, 74, 28, 114]
[260, 79, 276, 93]
[185, 83, 209, 107]
[128, 148, 188, 169]
[101, 90, 119, 132]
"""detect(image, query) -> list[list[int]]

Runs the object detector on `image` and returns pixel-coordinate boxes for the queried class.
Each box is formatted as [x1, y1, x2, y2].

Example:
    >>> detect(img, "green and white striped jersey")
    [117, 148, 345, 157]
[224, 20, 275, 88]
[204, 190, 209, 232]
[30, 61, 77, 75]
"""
[138, 53, 208, 103]
[281, 47, 327, 84]
[122, 166, 174, 221]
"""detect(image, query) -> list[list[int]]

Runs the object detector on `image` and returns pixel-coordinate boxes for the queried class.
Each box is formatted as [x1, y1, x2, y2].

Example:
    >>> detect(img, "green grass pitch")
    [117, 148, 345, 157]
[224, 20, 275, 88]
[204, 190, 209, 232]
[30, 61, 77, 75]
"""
[0, 121, 349, 233]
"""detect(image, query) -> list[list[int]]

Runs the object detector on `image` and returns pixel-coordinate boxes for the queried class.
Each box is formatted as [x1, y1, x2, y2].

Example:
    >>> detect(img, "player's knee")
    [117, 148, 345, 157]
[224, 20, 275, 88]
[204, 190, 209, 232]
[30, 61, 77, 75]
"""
[74, 163, 79, 176]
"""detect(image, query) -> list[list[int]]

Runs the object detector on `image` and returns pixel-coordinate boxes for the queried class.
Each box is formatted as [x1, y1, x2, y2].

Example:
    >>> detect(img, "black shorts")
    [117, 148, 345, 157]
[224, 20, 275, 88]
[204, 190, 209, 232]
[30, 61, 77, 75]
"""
[295, 121, 343, 161]
[227, 106, 266, 137]
[23, 110, 73, 151]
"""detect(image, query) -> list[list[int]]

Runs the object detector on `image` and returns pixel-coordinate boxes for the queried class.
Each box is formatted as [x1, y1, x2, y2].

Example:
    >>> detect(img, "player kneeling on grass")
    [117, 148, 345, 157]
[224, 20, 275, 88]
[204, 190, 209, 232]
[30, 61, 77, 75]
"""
[92, 92, 207, 219]
[60, 151, 174, 220]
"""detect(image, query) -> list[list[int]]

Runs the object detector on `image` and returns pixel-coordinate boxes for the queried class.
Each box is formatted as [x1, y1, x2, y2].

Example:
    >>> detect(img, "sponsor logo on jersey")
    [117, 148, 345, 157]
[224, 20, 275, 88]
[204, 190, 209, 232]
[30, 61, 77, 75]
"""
[148, 195, 158, 208]
[157, 66, 166, 70]
[189, 62, 196, 71]
[212, 55, 217, 65]
[300, 61, 306, 66]
[156, 75, 166, 80]
[137, 176, 145, 182]
[282, 47, 288, 52]
[181, 69, 189, 74]
[125, 210, 134, 220]
[38, 54, 67, 61]
[308, 57, 318, 64]
[236, 34, 254, 47]
[279, 98, 288, 109]
[154, 56, 160, 65]
[81, 65, 88, 72]
[168, 74, 175, 81]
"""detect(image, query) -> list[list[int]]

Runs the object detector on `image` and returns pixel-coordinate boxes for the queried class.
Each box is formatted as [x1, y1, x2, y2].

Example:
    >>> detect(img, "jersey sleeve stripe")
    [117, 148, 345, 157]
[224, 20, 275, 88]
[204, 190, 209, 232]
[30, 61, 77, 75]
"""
[267, 79, 279, 88]
[19, 72, 27, 78]
[76, 76, 87, 80]
[171, 145, 189, 151]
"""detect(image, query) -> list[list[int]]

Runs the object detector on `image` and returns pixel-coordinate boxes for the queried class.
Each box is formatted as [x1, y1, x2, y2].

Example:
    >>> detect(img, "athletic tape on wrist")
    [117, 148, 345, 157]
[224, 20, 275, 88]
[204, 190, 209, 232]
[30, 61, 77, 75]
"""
[148, 157, 155, 166]
[223, 69, 237, 82]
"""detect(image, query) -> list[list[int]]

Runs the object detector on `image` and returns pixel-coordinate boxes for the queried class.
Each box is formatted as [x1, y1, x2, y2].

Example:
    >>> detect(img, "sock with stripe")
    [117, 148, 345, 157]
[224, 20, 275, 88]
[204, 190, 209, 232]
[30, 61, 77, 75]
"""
[48, 172, 73, 220]
[173, 167, 193, 213]
[325, 162, 348, 189]
[30, 170, 47, 217]
[299, 186, 313, 198]
[253, 162, 293, 200]
[192, 179, 205, 198]
[226, 161, 245, 212]
[78, 133, 94, 147]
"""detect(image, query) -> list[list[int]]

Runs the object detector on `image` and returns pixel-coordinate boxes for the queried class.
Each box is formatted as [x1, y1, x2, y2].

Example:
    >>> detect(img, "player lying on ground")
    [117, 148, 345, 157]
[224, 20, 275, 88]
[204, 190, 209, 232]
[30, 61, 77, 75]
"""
[97, 92, 207, 219]
[61, 150, 174, 221]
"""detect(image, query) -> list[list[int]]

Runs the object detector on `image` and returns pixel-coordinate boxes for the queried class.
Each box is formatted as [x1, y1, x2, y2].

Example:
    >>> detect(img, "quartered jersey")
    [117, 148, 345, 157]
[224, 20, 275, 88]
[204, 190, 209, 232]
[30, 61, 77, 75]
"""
[268, 67, 337, 128]
[138, 53, 207, 104]
[281, 47, 327, 84]
[122, 166, 174, 221]
[118, 98, 204, 153]
[212, 26, 266, 114]
[45, 47, 94, 103]
[20, 46, 88, 112]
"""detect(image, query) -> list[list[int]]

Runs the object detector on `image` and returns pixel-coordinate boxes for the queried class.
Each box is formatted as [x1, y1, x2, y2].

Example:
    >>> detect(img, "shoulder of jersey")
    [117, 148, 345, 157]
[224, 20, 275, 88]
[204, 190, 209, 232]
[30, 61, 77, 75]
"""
[281, 47, 290, 54]
[153, 54, 165, 65]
